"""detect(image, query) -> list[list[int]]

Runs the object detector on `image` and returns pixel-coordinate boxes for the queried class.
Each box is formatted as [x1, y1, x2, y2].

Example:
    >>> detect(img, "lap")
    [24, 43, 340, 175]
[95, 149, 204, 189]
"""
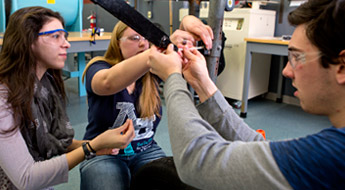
[79, 144, 166, 190]
[80, 155, 131, 190]
[128, 143, 166, 174]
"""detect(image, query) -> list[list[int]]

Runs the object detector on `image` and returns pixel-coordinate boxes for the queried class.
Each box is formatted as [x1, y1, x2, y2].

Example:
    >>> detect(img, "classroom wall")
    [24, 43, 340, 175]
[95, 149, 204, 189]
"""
[81, 0, 297, 97]
[136, 0, 184, 36]
[262, 0, 297, 97]
[0, 0, 298, 98]
[83, 3, 117, 32]
[82, 0, 183, 35]
[83, 0, 295, 96]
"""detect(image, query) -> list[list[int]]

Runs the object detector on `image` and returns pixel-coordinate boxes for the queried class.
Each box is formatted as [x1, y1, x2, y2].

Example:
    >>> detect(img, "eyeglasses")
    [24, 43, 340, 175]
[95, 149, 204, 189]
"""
[287, 50, 322, 69]
[38, 29, 69, 45]
[120, 34, 147, 43]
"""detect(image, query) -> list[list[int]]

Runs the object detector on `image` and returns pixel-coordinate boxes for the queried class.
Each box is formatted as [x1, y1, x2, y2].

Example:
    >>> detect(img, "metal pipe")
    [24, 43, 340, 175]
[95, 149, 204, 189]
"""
[205, 0, 226, 83]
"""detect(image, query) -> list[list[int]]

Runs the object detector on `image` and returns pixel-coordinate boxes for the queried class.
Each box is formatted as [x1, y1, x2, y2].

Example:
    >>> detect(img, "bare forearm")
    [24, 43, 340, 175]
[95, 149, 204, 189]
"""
[190, 77, 217, 103]
[65, 146, 85, 170]
[65, 140, 97, 170]
[92, 50, 150, 95]
[66, 139, 87, 152]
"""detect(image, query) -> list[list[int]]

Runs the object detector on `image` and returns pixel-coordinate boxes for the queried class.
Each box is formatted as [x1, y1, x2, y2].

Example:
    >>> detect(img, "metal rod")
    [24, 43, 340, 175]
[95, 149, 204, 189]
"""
[205, 0, 226, 83]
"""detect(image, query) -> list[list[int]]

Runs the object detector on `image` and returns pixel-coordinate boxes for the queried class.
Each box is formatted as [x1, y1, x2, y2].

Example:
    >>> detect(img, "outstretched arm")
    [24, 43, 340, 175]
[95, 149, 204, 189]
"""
[163, 73, 290, 190]
[90, 50, 152, 96]
[90, 15, 212, 96]
[181, 47, 263, 141]
[147, 44, 290, 190]
[149, 44, 263, 141]
[66, 119, 135, 170]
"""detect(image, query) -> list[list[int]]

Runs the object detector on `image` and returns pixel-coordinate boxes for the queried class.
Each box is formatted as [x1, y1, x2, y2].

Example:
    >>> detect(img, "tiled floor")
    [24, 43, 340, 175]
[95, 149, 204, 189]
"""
[55, 77, 331, 189]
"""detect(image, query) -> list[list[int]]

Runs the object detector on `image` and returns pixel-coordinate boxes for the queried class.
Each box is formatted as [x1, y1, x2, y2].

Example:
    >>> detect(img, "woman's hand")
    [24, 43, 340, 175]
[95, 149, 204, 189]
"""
[95, 148, 120, 156]
[176, 15, 214, 50]
[147, 44, 183, 81]
[170, 29, 196, 48]
[90, 119, 135, 152]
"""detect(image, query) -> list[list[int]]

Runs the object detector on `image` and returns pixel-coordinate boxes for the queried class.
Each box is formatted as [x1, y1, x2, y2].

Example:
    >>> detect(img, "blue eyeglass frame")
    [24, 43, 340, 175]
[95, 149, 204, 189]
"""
[38, 29, 69, 37]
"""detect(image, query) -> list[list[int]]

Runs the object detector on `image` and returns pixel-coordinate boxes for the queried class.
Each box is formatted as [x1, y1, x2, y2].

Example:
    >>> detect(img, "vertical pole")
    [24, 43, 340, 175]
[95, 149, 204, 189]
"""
[240, 44, 252, 118]
[188, 0, 195, 16]
[169, 0, 173, 35]
[78, 52, 86, 96]
[205, 0, 226, 83]
[276, 56, 285, 103]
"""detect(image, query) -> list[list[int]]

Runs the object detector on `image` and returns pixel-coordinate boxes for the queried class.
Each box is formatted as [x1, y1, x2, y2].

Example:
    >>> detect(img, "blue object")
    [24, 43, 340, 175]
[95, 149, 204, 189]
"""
[0, 0, 5, 32]
[225, 0, 235, 11]
[270, 127, 345, 189]
[38, 29, 68, 36]
[0, 0, 83, 32]
[1, 0, 87, 96]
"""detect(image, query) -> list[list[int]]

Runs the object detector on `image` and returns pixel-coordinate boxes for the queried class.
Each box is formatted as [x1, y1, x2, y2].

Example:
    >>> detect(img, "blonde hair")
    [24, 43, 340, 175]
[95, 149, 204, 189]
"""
[82, 21, 161, 118]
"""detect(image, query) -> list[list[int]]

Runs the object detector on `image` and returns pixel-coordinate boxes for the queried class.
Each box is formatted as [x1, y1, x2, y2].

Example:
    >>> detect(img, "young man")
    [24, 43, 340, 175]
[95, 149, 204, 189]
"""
[147, 0, 345, 189]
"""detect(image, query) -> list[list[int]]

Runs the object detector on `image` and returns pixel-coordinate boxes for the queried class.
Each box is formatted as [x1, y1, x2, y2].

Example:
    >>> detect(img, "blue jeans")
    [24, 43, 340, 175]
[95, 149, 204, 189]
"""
[79, 144, 166, 190]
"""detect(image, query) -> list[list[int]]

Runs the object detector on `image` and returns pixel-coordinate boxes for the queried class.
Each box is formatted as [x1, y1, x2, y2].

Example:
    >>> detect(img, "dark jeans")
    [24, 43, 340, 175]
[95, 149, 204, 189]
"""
[79, 144, 166, 190]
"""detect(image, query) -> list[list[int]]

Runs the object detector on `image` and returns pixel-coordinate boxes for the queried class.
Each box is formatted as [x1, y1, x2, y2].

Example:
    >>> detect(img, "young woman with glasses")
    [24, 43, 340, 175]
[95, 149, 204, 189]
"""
[80, 16, 213, 189]
[0, 6, 135, 190]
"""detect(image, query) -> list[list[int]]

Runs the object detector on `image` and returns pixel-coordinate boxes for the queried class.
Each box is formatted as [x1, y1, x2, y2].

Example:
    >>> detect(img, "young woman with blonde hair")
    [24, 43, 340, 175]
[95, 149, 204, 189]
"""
[80, 21, 165, 190]
[80, 17, 213, 189]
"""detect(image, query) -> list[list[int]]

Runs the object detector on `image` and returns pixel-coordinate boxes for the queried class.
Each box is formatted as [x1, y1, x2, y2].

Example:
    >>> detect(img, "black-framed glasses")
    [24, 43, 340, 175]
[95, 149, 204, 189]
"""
[38, 29, 69, 45]
[287, 50, 322, 69]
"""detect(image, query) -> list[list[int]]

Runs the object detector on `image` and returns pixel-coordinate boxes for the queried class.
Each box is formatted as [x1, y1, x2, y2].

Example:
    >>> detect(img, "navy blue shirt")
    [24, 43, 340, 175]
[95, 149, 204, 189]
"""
[84, 61, 162, 155]
[270, 127, 345, 190]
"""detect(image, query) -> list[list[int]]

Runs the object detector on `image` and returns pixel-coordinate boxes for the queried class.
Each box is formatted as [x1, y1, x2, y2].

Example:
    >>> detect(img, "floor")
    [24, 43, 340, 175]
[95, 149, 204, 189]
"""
[55, 77, 330, 190]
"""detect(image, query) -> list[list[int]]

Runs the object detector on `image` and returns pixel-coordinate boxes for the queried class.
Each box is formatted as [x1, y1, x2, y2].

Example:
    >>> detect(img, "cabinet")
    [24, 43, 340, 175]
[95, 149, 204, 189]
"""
[179, 8, 276, 100]
[215, 8, 276, 100]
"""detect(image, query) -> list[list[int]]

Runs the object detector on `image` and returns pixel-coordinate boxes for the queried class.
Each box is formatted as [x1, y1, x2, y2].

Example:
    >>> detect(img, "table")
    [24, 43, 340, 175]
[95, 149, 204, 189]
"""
[240, 37, 289, 118]
[65, 32, 111, 96]
[0, 32, 112, 96]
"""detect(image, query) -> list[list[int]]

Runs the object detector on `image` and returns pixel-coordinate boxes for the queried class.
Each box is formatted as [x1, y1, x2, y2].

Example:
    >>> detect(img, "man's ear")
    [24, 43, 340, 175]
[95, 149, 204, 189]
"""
[336, 50, 345, 84]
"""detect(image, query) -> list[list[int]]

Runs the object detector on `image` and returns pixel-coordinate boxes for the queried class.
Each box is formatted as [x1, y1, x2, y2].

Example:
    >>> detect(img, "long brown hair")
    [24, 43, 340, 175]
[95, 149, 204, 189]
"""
[0, 7, 66, 131]
[82, 21, 161, 118]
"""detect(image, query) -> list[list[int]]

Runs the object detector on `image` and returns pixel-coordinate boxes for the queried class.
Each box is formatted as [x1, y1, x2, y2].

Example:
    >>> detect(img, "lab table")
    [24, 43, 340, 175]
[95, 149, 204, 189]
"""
[241, 37, 289, 118]
[66, 32, 111, 96]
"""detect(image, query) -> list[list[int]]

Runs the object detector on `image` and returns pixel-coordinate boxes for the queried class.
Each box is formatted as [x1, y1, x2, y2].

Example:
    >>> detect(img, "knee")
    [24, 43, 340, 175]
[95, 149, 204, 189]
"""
[80, 155, 128, 178]
[80, 156, 131, 189]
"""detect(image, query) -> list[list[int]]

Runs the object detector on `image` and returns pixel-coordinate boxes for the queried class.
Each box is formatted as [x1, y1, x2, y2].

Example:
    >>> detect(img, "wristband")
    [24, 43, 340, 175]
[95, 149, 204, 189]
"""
[82, 142, 96, 160]
[86, 142, 96, 153]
